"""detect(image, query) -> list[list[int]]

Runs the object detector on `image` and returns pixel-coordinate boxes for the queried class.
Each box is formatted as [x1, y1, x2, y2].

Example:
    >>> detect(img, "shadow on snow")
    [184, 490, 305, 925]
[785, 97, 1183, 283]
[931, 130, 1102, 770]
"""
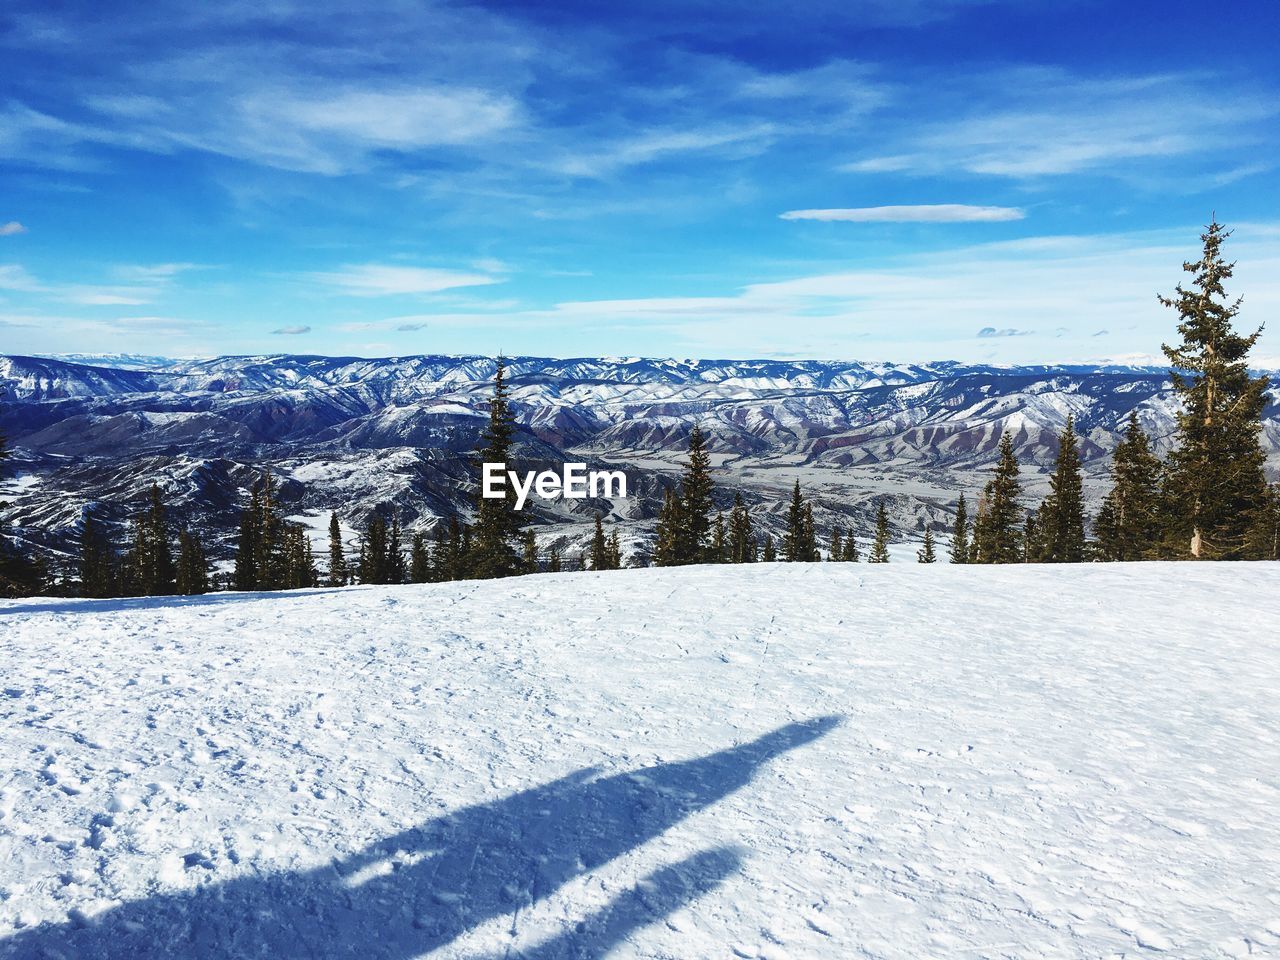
[1, 716, 841, 959]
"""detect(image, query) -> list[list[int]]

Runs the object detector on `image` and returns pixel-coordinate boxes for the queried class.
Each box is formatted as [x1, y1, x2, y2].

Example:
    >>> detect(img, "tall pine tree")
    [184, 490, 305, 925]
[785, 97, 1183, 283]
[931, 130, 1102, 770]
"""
[1036, 415, 1086, 562]
[469, 357, 522, 578]
[79, 506, 116, 598]
[328, 512, 348, 586]
[917, 527, 936, 563]
[949, 493, 969, 564]
[973, 432, 1023, 563]
[176, 529, 210, 595]
[869, 502, 891, 563]
[1160, 220, 1269, 558]
[1094, 411, 1163, 561]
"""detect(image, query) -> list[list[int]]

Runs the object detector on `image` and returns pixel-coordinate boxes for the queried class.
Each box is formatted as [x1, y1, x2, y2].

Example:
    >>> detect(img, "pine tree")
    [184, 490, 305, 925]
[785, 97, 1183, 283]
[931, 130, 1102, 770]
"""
[710, 511, 727, 562]
[469, 357, 521, 578]
[949, 493, 969, 564]
[801, 503, 818, 561]
[1160, 220, 1269, 559]
[782, 481, 807, 562]
[1243, 483, 1280, 561]
[727, 493, 755, 563]
[974, 433, 1023, 563]
[410, 532, 431, 583]
[123, 484, 176, 596]
[590, 513, 609, 571]
[388, 518, 406, 584]
[521, 528, 538, 573]
[917, 528, 936, 563]
[1094, 411, 1164, 561]
[607, 530, 622, 569]
[281, 524, 316, 590]
[359, 511, 391, 584]
[547, 543, 562, 573]
[652, 489, 682, 566]
[761, 534, 777, 562]
[869, 502, 891, 563]
[1036, 415, 1086, 562]
[654, 424, 716, 564]
[175, 529, 210, 595]
[328, 512, 348, 586]
[79, 506, 116, 598]
[829, 527, 843, 562]
[841, 532, 860, 562]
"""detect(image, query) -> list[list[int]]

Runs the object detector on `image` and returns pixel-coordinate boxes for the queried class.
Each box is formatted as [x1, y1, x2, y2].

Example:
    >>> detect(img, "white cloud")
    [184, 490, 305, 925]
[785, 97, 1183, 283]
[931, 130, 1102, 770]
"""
[0, 264, 44, 292]
[272, 324, 311, 335]
[842, 69, 1277, 180]
[0, 221, 27, 236]
[310, 264, 502, 297]
[780, 204, 1024, 223]
[553, 125, 775, 178]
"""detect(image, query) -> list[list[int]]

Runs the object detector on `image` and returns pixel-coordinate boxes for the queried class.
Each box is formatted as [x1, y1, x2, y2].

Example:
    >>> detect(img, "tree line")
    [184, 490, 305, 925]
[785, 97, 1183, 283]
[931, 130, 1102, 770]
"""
[948, 222, 1278, 565]
[0, 221, 1275, 599]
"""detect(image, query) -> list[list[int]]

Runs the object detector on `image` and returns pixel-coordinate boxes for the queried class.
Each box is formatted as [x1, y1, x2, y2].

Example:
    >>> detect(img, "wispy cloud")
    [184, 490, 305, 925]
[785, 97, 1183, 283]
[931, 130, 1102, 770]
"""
[842, 69, 1277, 180]
[977, 326, 1032, 337]
[780, 204, 1024, 223]
[272, 324, 311, 335]
[310, 264, 502, 297]
[0, 221, 27, 236]
[0, 264, 43, 292]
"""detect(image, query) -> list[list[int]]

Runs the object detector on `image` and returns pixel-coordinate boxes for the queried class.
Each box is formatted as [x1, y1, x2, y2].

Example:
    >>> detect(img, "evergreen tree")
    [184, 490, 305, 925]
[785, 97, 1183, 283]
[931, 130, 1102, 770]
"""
[79, 506, 116, 598]
[546, 543, 562, 573]
[123, 484, 176, 596]
[949, 493, 969, 564]
[1244, 483, 1280, 561]
[590, 513, 609, 571]
[841, 532, 860, 562]
[1094, 411, 1163, 561]
[869, 502, 891, 563]
[410, 532, 431, 583]
[1023, 511, 1041, 563]
[469, 357, 521, 578]
[761, 534, 777, 562]
[521, 528, 538, 573]
[917, 528, 937, 563]
[281, 524, 316, 590]
[727, 493, 755, 563]
[652, 489, 683, 566]
[829, 527, 843, 562]
[359, 511, 391, 584]
[234, 484, 259, 591]
[327, 512, 348, 586]
[175, 529, 210, 595]
[607, 530, 622, 569]
[1037, 415, 1086, 562]
[782, 481, 808, 562]
[388, 518, 406, 584]
[710, 511, 727, 562]
[654, 425, 716, 565]
[1160, 220, 1269, 558]
[973, 432, 1023, 563]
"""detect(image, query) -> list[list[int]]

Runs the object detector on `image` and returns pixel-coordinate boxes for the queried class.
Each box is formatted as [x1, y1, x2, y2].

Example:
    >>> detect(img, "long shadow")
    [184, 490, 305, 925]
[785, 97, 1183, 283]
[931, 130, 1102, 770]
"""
[1, 716, 840, 959]
[0, 588, 347, 618]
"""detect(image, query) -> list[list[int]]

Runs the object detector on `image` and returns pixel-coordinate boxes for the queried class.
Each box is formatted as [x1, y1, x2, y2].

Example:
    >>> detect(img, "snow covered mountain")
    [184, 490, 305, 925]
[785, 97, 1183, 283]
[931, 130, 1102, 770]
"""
[2, 564, 1278, 958]
[2, 353, 1277, 564]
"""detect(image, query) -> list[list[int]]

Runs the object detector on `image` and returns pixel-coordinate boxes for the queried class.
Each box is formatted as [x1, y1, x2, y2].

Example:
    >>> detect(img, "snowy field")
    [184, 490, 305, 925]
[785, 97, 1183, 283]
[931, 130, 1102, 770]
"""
[2, 564, 1279, 959]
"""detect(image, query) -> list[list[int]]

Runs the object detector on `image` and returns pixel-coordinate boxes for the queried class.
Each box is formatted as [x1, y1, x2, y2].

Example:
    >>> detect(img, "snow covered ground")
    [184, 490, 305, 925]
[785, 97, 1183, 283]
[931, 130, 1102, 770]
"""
[2, 564, 1279, 959]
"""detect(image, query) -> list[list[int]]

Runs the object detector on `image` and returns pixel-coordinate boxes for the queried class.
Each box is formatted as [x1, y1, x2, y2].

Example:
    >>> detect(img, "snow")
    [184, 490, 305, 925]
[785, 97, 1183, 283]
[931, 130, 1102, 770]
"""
[1, 563, 1279, 959]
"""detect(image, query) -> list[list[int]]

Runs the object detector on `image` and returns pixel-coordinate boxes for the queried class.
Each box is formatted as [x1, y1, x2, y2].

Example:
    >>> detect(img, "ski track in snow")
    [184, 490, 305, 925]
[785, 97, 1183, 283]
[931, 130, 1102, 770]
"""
[1, 564, 1279, 959]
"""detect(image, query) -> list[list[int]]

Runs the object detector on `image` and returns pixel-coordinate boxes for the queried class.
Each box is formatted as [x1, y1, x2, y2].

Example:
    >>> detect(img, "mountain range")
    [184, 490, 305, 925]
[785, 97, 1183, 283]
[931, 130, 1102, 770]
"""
[2, 353, 1277, 568]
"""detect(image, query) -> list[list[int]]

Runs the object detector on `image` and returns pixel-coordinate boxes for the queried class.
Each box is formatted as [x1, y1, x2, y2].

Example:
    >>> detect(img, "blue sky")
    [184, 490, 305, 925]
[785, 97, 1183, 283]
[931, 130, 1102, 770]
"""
[1, 0, 1278, 363]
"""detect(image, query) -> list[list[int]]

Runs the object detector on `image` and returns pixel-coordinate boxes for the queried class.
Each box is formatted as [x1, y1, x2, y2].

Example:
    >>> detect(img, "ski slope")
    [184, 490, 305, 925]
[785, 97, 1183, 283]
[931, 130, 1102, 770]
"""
[2, 564, 1279, 959]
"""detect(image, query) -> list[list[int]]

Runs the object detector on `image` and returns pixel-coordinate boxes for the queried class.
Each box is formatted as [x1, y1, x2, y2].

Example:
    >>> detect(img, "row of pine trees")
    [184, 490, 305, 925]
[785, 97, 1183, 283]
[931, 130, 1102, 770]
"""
[1, 221, 1276, 599]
